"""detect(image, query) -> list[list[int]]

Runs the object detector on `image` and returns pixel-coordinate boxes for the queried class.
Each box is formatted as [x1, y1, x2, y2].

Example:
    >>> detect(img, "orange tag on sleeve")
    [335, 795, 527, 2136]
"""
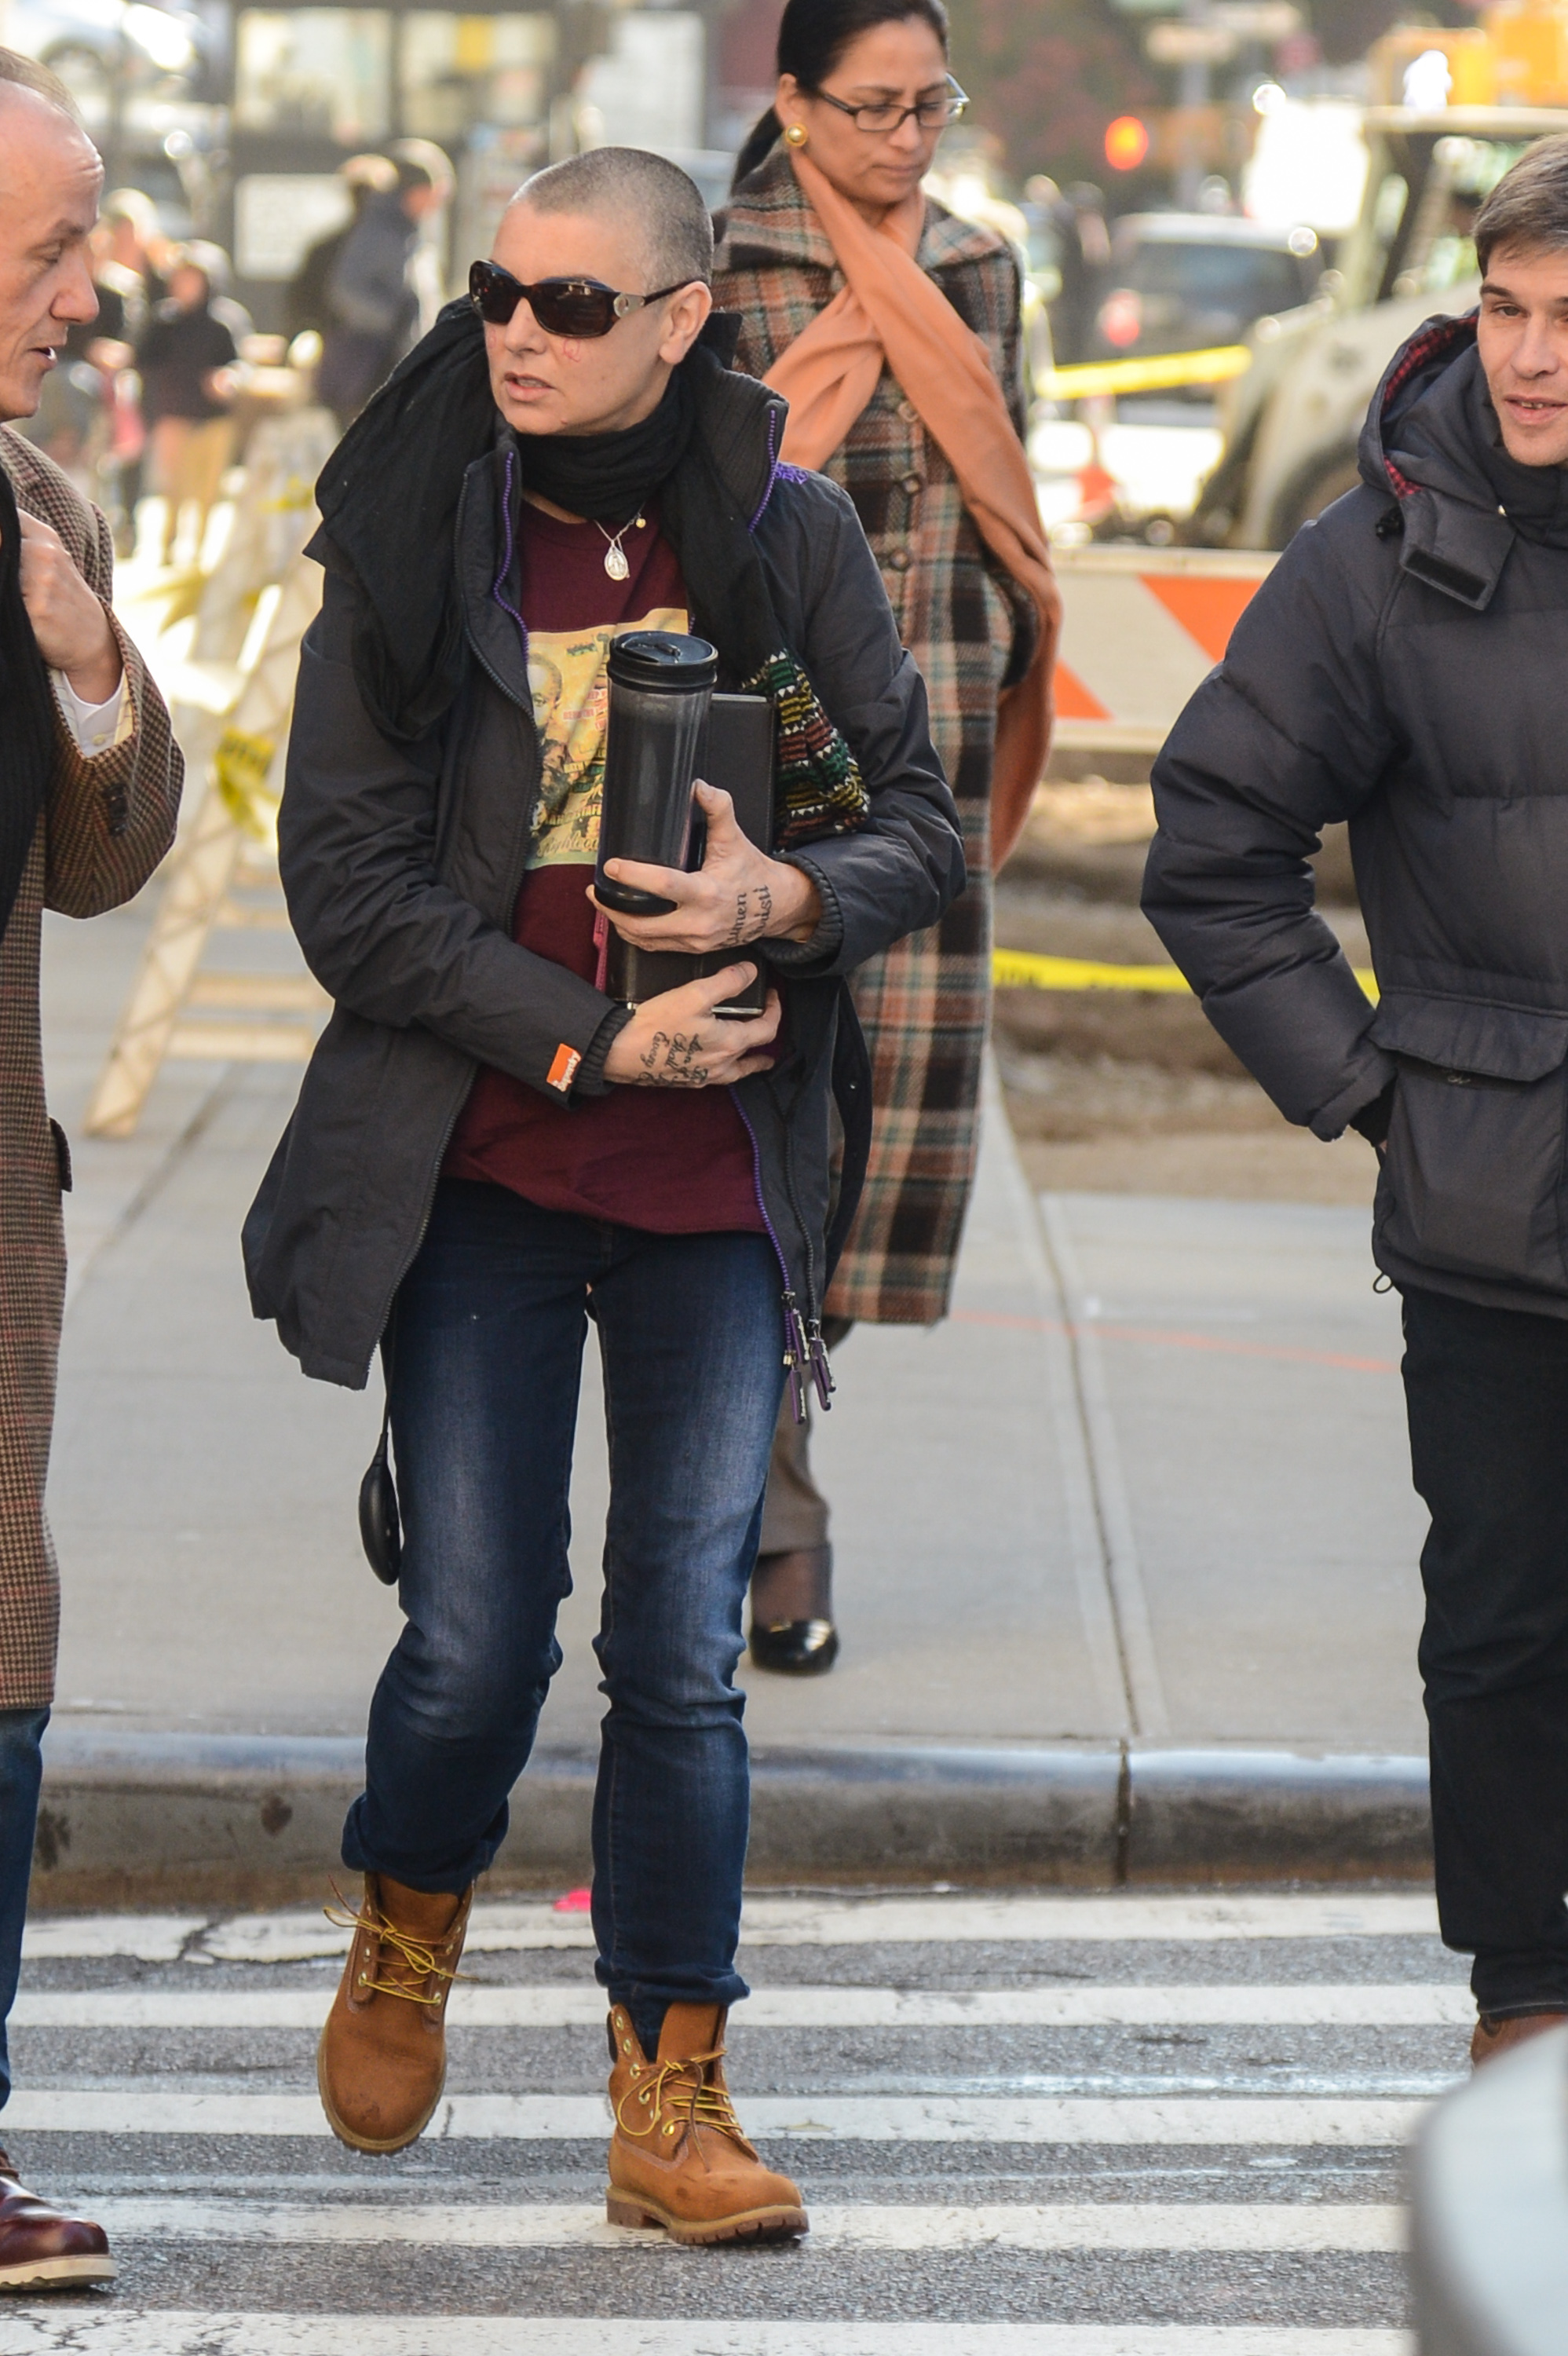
[547, 1043, 582, 1093]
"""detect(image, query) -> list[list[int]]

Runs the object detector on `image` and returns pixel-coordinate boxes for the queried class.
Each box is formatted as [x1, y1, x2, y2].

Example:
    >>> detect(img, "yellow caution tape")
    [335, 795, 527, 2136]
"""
[214, 727, 280, 846]
[993, 946, 1379, 1001]
[993, 948, 1190, 992]
[1040, 345, 1252, 401]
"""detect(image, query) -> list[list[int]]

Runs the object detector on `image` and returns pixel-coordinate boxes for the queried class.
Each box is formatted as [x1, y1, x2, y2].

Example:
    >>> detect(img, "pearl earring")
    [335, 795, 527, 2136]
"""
[783, 122, 808, 147]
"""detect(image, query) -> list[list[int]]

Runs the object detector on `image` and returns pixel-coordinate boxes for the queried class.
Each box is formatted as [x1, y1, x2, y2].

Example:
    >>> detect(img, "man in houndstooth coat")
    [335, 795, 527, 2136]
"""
[0, 54, 182, 2286]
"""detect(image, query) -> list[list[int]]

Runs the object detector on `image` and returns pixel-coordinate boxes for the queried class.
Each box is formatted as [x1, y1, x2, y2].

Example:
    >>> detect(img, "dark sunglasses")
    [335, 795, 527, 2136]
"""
[470, 259, 693, 338]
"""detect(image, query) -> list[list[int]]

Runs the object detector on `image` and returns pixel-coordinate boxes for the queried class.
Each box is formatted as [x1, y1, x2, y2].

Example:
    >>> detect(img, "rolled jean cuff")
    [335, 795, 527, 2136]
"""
[601, 1965, 751, 2021]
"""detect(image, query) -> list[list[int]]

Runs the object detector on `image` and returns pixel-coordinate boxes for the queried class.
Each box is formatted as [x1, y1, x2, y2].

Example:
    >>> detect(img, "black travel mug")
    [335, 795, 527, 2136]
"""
[594, 631, 718, 918]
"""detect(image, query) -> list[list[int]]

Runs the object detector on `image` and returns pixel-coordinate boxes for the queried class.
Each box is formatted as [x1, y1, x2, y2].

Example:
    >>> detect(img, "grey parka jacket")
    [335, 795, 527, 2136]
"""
[243, 355, 964, 1387]
[1145, 312, 1568, 1319]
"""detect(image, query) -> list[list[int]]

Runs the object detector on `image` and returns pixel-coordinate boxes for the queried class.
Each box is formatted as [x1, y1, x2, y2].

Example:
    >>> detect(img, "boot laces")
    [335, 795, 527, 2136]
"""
[616, 2044, 749, 2146]
[325, 1881, 466, 2007]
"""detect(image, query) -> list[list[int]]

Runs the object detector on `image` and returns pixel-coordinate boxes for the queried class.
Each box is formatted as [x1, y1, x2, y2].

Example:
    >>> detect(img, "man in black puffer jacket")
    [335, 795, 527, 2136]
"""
[1144, 134, 1568, 2066]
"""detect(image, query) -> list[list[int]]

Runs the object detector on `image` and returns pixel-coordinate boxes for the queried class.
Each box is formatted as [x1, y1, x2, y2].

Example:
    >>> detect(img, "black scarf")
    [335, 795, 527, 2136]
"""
[0, 464, 55, 947]
[316, 300, 866, 845]
[514, 365, 694, 523]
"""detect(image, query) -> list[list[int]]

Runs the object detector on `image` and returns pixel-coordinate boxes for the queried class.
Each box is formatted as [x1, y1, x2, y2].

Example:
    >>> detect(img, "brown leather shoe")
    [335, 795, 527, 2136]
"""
[0, 2151, 115, 2288]
[605, 2000, 808, 2246]
[1471, 2009, 1568, 2066]
[317, 1873, 472, 2152]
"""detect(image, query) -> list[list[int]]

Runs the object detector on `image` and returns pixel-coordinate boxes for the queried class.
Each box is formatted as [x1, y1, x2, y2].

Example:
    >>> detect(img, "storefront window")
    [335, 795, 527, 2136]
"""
[236, 10, 393, 144]
[399, 12, 556, 141]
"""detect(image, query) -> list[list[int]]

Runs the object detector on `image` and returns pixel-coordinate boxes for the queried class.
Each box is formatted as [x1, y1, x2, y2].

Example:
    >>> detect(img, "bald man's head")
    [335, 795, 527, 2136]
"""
[0, 63, 103, 420]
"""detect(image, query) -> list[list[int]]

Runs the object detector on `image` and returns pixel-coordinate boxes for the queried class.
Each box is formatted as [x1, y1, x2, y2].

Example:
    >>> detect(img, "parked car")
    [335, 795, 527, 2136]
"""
[1089, 213, 1324, 375]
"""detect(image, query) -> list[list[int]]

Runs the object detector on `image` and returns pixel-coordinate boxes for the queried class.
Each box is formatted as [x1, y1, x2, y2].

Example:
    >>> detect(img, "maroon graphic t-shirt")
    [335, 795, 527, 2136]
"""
[443, 496, 764, 1234]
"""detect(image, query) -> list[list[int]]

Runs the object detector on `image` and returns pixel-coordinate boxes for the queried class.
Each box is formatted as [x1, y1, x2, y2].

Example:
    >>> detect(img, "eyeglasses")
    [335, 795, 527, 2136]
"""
[810, 74, 968, 134]
[469, 260, 693, 338]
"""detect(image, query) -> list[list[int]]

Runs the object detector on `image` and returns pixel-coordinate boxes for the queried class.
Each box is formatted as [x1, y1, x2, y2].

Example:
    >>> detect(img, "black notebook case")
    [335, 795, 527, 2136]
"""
[605, 691, 775, 1019]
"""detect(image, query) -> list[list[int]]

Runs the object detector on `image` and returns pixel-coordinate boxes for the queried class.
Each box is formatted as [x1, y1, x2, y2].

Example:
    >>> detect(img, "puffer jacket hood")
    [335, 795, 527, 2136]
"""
[1357, 309, 1568, 609]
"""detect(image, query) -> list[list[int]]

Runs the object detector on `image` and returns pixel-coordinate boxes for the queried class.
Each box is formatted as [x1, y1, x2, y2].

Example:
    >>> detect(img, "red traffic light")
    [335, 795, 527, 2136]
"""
[1105, 115, 1150, 171]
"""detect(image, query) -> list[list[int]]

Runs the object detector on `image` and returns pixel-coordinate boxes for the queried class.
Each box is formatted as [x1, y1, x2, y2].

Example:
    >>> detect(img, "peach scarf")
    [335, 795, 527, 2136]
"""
[764, 148, 1060, 868]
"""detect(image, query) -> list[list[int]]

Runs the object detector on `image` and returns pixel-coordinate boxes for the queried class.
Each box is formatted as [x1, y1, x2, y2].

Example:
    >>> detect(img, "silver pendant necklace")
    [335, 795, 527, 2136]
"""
[597, 510, 645, 581]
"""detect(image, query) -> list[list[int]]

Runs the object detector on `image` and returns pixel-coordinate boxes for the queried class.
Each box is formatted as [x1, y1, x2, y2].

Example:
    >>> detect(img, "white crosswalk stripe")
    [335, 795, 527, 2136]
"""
[82, 2199, 1407, 2252]
[8, 1983, 1474, 2029]
[5, 1889, 1452, 2345]
[0, 2090, 1435, 2142]
[18, 1890, 1441, 1964]
[0, 2318, 1415, 2354]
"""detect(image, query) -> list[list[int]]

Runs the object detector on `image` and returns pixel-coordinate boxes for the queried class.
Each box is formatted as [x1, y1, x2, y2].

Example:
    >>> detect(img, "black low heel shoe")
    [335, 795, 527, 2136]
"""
[748, 1618, 840, 1676]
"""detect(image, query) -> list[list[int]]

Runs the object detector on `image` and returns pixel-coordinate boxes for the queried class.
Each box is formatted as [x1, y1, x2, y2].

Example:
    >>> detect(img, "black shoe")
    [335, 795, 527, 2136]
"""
[748, 1617, 840, 1675]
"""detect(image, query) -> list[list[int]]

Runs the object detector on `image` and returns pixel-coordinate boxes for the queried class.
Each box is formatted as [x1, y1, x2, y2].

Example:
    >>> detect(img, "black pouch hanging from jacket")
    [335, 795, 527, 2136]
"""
[358, 1323, 401, 1584]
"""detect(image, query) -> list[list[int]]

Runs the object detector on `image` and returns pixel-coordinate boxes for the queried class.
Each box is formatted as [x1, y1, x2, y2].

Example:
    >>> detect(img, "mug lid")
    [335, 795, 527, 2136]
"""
[609, 631, 718, 691]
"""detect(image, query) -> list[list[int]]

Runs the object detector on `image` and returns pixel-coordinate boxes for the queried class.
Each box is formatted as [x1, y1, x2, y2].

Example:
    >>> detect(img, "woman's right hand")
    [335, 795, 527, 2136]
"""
[603, 967, 781, 1088]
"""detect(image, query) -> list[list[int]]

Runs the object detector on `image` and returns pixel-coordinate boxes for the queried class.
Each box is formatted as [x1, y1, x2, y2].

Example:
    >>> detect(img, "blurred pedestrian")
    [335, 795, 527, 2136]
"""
[135, 247, 239, 565]
[285, 153, 399, 343]
[318, 150, 447, 426]
[1025, 176, 1110, 368]
[1142, 133, 1568, 2071]
[102, 186, 169, 313]
[714, 0, 1059, 1671]
[243, 147, 961, 2239]
[99, 189, 167, 541]
[0, 47, 181, 2288]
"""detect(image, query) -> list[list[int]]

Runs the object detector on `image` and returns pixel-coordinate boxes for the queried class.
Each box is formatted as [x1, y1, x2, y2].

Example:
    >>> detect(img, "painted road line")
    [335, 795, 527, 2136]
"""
[7, 1984, 1474, 2031]
[85, 2198, 1405, 2252]
[18, 1913, 205, 1963]
[188, 1890, 1442, 1965]
[20, 1893, 1442, 1967]
[0, 2316, 1415, 2355]
[0, 2089, 1430, 2143]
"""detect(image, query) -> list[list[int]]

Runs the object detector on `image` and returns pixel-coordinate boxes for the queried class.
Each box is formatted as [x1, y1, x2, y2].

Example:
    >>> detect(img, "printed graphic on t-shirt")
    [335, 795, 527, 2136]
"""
[528, 607, 688, 869]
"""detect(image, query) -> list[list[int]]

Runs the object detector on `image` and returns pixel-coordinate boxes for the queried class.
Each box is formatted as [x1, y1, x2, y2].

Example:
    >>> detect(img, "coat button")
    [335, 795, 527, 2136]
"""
[897, 397, 919, 423]
[886, 547, 911, 572]
[901, 472, 923, 495]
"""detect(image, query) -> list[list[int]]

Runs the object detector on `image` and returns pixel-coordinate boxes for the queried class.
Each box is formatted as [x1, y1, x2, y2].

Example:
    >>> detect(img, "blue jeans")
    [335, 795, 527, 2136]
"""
[342, 1180, 785, 2049]
[0, 1708, 47, 2114]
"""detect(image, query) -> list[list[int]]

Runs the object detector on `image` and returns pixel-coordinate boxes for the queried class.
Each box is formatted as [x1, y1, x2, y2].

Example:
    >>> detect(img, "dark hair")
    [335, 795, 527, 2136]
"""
[731, 0, 949, 189]
[1475, 133, 1568, 274]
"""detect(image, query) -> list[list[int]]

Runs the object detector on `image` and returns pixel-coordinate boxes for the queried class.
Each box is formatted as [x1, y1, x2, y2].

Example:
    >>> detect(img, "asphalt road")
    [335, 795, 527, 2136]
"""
[0, 1886, 1464, 2352]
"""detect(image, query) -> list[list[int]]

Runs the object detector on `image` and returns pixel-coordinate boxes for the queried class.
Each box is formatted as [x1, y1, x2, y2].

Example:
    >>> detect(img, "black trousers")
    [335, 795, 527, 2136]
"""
[1404, 1284, 1568, 2014]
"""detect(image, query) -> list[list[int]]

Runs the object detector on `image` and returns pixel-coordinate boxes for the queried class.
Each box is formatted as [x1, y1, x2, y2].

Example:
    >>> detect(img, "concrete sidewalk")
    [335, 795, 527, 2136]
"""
[31, 891, 1432, 1901]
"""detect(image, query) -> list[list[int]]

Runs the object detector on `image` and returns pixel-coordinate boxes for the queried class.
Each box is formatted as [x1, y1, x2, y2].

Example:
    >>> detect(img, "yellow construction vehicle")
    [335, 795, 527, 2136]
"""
[1189, 0, 1568, 547]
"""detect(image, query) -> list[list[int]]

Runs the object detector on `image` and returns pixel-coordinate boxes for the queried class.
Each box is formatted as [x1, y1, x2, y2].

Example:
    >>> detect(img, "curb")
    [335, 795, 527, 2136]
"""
[29, 1731, 1432, 1908]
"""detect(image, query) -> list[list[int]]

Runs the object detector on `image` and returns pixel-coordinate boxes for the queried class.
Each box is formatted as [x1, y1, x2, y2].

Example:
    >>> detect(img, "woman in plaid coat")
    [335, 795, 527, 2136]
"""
[713, 0, 1044, 1670]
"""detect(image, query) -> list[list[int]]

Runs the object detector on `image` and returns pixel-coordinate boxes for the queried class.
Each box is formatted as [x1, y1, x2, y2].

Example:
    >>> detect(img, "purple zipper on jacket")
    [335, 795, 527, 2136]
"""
[748, 406, 782, 534]
[730, 1084, 815, 1425]
[492, 444, 529, 657]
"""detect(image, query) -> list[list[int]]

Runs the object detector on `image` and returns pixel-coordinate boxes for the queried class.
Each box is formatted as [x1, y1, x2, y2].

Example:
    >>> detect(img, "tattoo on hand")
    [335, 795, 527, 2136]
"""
[634, 1030, 711, 1087]
[724, 882, 773, 947]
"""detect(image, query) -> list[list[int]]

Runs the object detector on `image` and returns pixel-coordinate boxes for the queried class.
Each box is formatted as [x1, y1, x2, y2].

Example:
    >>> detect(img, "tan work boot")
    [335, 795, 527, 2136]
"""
[317, 1873, 473, 2151]
[605, 2000, 808, 2245]
[1471, 2009, 1568, 2066]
